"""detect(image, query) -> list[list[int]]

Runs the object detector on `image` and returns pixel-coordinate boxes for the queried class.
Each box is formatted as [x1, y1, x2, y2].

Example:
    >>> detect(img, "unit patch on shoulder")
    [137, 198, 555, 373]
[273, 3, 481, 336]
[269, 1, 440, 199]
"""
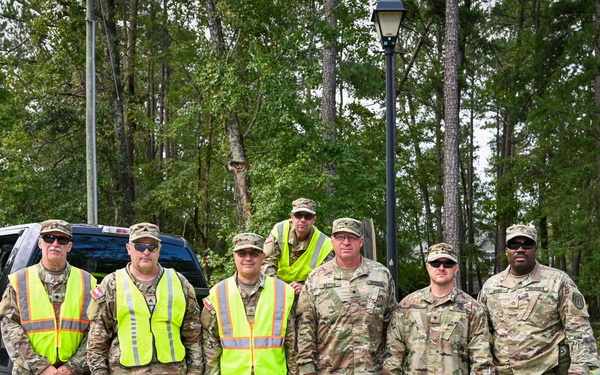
[265, 234, 273, 244]
[572, 292, 585, 310]
[203, 298, 214, 311]
[91, 286, 106, 300]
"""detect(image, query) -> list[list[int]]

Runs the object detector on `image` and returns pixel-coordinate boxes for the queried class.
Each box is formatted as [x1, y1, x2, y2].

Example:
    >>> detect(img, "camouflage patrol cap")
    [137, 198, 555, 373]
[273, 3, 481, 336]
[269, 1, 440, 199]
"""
[232, 233, 264, 252]
[332, 218, 363, 237]
[291, 198, 317, 215]
[129, 222, 161, 242]
[427, 242, 459, 263]
[40, 219, 72, 238]
[506, 224, 537, 243]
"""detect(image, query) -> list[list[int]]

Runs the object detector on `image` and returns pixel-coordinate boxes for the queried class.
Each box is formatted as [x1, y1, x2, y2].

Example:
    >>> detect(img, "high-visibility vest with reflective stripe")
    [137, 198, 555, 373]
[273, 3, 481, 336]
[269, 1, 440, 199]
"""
[8, 266, 95, 364]
[209, 276, 295, 375]
[274, 220, 333, 283]
[116, 268, 186, 367]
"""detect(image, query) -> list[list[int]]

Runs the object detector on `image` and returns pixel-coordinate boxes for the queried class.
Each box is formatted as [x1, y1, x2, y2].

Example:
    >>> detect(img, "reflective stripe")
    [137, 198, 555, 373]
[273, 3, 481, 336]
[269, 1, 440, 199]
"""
[21, 320, 55, 332]
[271, 278, 285, 337]
[216, 281, 233, 337]
[165, 270, 176, 362]
[221, 337, 251, 349]
[60, 319, 89, 332]
[120, 269, 141, 366]
[276, 222, 285, 251]
[254, 337, 285, 348]
[309, 233, 327, 268]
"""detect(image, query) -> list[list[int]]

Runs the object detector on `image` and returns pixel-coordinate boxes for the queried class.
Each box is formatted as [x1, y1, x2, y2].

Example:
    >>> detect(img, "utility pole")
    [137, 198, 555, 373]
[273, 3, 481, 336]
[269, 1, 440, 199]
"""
[86, 0, 98, 224]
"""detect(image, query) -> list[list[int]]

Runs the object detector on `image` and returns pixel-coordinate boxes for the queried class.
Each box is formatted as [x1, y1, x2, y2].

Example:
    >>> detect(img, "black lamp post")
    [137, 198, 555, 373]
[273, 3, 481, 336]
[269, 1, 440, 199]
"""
[372, 0, 406, 299]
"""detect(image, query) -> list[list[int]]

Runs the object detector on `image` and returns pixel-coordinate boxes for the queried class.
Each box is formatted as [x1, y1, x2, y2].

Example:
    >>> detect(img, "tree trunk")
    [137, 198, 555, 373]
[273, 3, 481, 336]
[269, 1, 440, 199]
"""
[443, 0, 461, 255]
[104, 0, 134, 224]
[321, 0, 338, 195]
[205, 0, 252, 227]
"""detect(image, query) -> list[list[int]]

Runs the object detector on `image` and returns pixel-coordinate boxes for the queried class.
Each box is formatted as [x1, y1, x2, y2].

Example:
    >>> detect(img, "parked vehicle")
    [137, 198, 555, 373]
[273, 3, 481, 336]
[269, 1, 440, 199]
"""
[0, 222, 209, 374]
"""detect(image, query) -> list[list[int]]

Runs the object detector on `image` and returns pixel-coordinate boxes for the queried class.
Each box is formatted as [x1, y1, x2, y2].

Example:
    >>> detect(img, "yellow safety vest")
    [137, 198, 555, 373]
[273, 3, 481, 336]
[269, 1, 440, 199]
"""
[209, 276, 295, 375]
[116, 268, 186, 367]
[9, 266, 95, 364]
[274, 220, 333, 283]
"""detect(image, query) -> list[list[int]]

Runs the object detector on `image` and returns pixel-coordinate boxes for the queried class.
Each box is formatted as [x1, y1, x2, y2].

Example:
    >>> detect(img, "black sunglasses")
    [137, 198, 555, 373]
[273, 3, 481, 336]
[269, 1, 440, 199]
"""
[130, 243, 160, 252]
[428, 260, 457, 268]
[506, 241, 536, 250]
[41, 234, 71, 245]
[293, 212, 315, 220]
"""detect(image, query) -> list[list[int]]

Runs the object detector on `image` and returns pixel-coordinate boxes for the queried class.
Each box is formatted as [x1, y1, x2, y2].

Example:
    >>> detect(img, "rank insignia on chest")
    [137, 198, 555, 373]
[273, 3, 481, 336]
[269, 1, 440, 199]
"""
[91, 286, 105, 300]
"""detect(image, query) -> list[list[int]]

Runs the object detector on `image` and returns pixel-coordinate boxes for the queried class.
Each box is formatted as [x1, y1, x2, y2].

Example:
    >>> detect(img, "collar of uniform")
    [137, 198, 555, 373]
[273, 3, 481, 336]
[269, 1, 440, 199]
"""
[500, 261, 541, 287]
[422, 286, 457, 305]
[126, 262, 164, 282]
[234, 272, 266, 295]
[332, 256, 368, 280]
[36, 261, 71, 284]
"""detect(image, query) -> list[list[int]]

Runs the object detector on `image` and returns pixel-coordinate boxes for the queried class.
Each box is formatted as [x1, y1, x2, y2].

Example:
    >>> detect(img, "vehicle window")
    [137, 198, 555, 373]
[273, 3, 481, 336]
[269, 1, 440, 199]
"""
[54, 235, 202, 287]
[0, 235, 20, 280]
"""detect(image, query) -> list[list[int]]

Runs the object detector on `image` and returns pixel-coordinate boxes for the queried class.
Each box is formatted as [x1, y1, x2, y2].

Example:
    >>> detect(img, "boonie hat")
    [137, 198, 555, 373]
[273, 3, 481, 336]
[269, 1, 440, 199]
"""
[232, 233, 264, 252]
[129, 222, 161, 242]
[506, 224, 537, 243]
[40, 219, 72, 238]
[331, 218, 363, 237]
[427, 242, 459, 263]
[291, 198, 317, 215]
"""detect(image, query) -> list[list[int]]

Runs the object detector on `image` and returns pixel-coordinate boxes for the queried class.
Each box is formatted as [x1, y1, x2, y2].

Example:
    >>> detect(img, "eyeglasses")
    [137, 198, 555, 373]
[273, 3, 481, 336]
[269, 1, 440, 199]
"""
[235, 250, 263, 258]
[129, 243, 160, 252]
[332, 234, 361, 243]
[293, 212, 315, 220]
[506, 241, 536, 250]
[41, 234, 71, 245]
[428, 260, 457, 268]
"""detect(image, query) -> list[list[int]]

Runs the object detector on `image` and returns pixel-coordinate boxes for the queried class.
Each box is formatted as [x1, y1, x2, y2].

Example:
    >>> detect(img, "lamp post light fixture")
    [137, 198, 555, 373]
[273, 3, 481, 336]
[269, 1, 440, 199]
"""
[372, 0, 406, 299]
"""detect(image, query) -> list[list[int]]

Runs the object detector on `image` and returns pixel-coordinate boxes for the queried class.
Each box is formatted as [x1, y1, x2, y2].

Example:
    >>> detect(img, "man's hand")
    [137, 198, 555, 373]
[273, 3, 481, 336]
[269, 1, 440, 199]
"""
[39, 366, 59, 375]
[289, 282, 303, 295]
[57, 365, 74, 375]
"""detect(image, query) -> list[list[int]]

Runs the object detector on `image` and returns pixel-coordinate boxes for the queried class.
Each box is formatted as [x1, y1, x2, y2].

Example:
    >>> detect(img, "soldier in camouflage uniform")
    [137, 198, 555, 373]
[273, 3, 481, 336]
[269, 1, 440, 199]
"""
[0, 219, 96, 375]
[201, 233, 296, 375]
[296, 218, 397, 375]
[478, 224, 600, 375]
[263, 198, 334, 295]
[86, 223, 203, 375]
[382, 243, 494, 375]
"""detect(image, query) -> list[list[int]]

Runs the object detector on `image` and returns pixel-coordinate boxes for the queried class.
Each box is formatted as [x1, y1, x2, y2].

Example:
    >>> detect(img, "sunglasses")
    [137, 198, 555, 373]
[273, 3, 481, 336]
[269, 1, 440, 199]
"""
[428, 260, 457, 268]
[235, 250, 263, 258]
[332, 234, 361, 243]
[129, 243, 160, 252]
[293, 212, 315, 220]
[506, 241, 536, 250]
[41, 234, 71, 245]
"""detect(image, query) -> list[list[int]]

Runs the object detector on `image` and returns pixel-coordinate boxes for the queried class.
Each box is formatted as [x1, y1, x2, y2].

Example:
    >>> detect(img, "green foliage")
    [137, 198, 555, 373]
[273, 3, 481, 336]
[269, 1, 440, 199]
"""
[0, 0, 598, 300]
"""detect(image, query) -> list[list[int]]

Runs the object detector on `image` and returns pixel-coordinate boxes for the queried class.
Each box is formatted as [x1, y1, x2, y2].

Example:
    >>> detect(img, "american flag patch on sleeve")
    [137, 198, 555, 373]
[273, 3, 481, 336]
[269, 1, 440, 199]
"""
[203, 298, 214, 310]
[91, 286, 105, 300]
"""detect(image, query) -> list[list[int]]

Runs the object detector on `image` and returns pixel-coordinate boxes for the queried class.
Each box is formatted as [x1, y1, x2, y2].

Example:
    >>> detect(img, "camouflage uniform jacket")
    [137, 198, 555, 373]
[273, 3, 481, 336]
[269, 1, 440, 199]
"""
[382, 286, 494, 375]
[86, 264, 203, 375]
[262, 220, 334, 280]
[477, 262, 600, 375]
[296, 257, 397, 375]
[200, 272, 297, 375]
[0, 262, 92, 375]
